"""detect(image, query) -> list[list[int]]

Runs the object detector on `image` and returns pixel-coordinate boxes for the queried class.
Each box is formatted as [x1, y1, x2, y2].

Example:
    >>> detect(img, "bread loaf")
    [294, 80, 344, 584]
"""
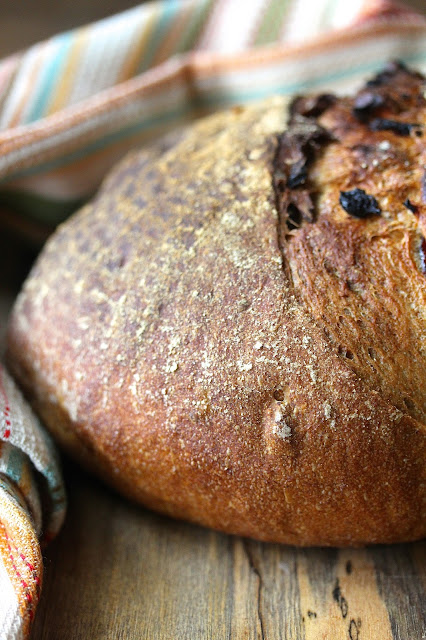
[6, 61, 426, 546]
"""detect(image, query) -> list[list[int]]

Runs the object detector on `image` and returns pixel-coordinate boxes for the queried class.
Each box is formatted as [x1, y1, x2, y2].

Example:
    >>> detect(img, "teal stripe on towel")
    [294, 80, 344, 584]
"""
[6, 446, 25, 486]
[137, 0, 181, 74]
[25, 31, 74, 124]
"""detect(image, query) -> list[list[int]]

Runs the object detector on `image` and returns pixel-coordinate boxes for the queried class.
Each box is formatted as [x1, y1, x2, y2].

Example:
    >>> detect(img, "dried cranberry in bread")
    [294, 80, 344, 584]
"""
[6, 62, 426, 546]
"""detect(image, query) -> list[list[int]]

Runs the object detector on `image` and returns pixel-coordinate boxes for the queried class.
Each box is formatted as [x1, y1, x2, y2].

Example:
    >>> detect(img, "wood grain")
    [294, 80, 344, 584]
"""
[30, 458, 426, 640]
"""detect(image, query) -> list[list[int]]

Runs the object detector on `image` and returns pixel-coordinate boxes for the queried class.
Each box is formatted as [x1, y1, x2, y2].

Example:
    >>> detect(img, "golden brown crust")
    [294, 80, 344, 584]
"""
[283, 62, 426, 425]
[6, 64, 426, 546]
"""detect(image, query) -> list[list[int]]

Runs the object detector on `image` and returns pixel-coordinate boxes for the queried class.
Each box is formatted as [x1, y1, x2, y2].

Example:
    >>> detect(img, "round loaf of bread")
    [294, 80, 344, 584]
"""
[6, 62, 426, 546]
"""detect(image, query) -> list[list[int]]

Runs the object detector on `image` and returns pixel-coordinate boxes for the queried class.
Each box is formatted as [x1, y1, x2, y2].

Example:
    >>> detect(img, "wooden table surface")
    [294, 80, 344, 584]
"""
[29, 458, 425, 640]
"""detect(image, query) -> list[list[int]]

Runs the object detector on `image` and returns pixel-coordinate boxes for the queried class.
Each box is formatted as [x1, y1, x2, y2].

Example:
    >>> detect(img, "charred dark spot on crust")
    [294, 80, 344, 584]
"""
[365, 60, 421, 87]
[286, 203, 302, 230]
[273, 115, 333, 236]
[419, 237, 426, 275]
[369, 118, 420, 137]
[352, 92, 385, 121]
[287, 160, 308, 189]
[403, 198, 418, 214]
[351, 60, 425, 132]
[339, 189, 381, 219]
[290, 93, 336, 119]
[338, 344, 354, 360]
[404, 396, 415, 411]
[351, 143, 376, 154]
[273, 388, 285, 402]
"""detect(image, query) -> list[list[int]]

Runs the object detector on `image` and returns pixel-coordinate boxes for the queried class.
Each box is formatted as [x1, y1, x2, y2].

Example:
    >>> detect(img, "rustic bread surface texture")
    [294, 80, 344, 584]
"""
[6, 63, 426, 546]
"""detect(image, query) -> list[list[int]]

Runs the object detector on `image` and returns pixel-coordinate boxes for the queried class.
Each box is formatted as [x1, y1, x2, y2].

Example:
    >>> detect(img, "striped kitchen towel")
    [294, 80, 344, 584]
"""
[0, 0, 425, 638]
[0, 364, 65, 640]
